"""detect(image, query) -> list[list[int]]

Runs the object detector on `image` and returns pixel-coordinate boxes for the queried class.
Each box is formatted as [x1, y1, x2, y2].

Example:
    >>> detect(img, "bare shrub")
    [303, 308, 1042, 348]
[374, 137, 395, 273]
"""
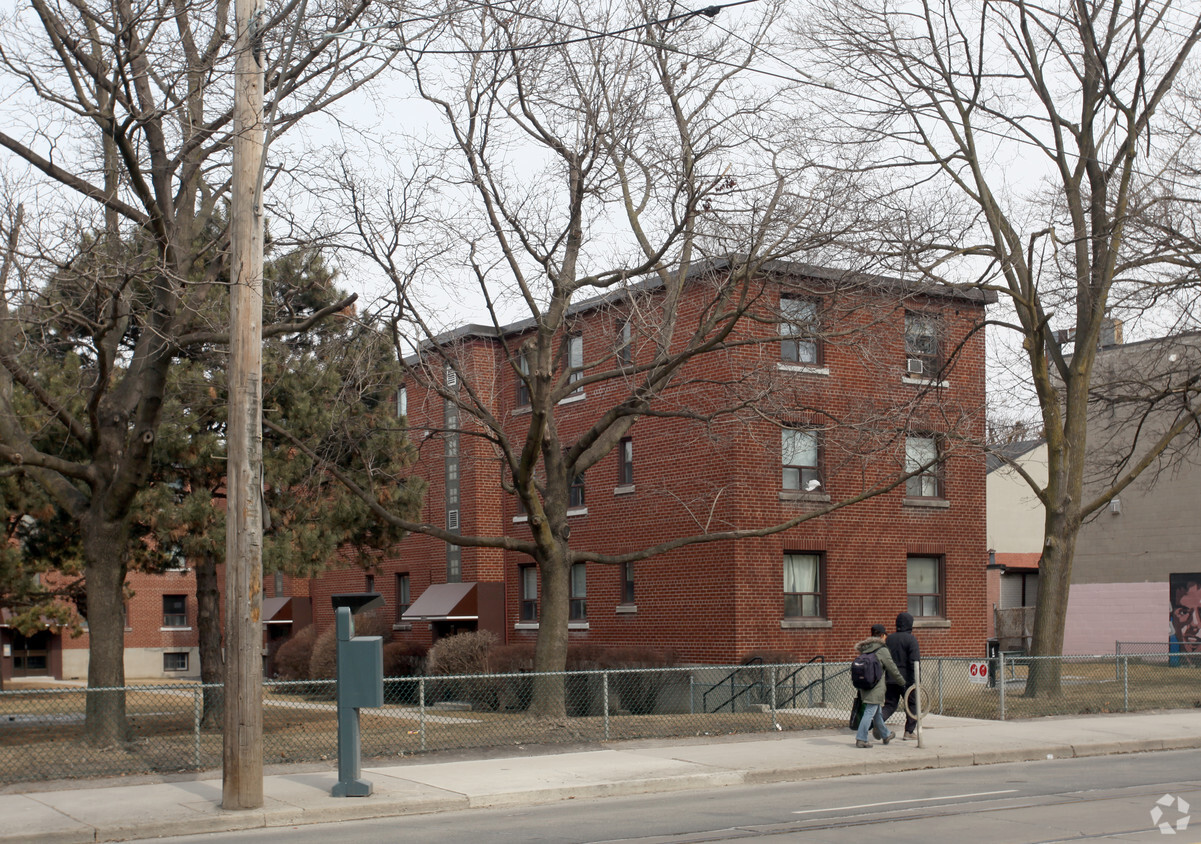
[425, 630, 498, 676]
[383, 641, 428, 677]
[309, 610, 393, 680]
[273, 625, 317, 680]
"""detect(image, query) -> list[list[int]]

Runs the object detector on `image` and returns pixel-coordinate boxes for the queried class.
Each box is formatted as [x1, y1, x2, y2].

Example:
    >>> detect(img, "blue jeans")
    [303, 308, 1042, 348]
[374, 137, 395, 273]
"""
[856, 702, 892, 743]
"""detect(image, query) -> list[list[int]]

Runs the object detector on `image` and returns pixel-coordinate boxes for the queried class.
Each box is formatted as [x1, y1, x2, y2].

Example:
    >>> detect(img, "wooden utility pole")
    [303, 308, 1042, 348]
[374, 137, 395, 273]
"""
[224, 0, 266, 810]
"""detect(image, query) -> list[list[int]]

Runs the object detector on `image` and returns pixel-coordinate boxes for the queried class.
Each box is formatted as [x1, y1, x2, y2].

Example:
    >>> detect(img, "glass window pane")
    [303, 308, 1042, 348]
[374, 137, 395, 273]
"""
[906, 436, 937, 471]
[907, 556, 938, 592]
[783, 430, 817, 466]
[571, 563, 586, 598]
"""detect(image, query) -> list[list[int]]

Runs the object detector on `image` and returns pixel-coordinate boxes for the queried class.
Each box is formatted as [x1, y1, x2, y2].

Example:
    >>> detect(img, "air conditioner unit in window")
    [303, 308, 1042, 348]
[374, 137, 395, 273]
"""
[907, 358, 925, 376]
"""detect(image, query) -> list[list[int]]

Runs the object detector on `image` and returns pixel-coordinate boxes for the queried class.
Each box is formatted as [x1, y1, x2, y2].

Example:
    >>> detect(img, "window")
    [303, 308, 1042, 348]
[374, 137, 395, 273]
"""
[781, 298, 820, 364]
[905, 435, 944, 498]
[516, 353, 530, 407]
[397, 386, 407, 418]
[904, 312, 941, 376]
[396, 573, 411, 620]
[162, 594, 187, 628]
[617, 438, 634, 486]
[569, 472, 586, 508]
[163, 652, 189, 672]
[907, 555, 943, 617]
[520, 565, 538, 621]
[365, 574, 375, 593]
[274, 571, 285, 596]
[567, 334, 584, 390]
[570, 562, 587, 620]
[784, 553, 823, 617]
[615, 319, 632, 366]
[782, 429, 822, 491]
[165, 545, 187, 571]
[621, 562, 635, 605]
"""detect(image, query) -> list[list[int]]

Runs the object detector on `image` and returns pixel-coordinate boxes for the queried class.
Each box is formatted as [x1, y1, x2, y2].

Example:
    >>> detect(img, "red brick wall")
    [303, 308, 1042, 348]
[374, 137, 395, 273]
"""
[311, 272, 990, 663]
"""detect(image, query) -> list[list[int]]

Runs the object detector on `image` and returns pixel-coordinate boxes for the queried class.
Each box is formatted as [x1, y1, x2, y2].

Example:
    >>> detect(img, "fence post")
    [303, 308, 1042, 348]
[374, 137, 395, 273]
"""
[1115, 641, 1120, 682]
[1122, 655, 1129, 713]
[938, 658, 944, 715]
[769, 665, 778, 731]
[998, 652, 1006, 721]
[915, 660, 923, 748]
[419, 677, 426, 753]
[603, 671, 610, 741]
[193, 686, 202, 769]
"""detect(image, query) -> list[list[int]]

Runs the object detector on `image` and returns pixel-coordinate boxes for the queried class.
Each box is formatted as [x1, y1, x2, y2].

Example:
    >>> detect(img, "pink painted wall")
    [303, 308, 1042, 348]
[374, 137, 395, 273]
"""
[1061, 581, 1169, 654]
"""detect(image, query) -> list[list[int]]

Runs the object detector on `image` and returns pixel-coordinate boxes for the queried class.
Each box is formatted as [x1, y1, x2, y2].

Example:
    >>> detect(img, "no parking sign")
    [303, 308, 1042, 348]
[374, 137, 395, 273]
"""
[969, 660, 990, 683]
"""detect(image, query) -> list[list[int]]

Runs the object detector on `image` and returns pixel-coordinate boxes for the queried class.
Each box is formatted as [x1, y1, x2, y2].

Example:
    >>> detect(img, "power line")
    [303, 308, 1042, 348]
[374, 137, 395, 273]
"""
[329, 0, 753, 56]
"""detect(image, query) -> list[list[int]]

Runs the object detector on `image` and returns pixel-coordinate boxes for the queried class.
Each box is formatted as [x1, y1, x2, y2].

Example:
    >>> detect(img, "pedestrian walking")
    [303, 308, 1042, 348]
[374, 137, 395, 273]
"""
[881, 611, 921, 739]
[852, 623, 905, 748]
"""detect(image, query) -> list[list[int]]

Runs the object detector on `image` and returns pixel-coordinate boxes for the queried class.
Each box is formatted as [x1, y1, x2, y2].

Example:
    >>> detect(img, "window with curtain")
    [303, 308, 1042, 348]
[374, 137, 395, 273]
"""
[615, 319, 632, 366]
[520, 565, 538, 621]
[515, 352, 530, 406]
[621, 562, 635, 604]
[907, 555, 942, 616]
[568, 334, 584, 391]
[783, 553, 823, 617]
[570, 562, 587, 620]
[618, 438, 633, 485]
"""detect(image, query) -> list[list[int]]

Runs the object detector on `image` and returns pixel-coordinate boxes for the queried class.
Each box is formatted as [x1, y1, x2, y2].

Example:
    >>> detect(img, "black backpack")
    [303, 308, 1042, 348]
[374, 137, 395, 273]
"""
[850, 650, 883, 691]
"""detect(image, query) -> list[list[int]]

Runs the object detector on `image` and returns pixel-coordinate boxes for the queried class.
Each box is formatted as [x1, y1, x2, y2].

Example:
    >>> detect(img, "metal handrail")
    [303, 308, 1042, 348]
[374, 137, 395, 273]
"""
[775, 655, 830, 708]
[701, 656, 763, 713]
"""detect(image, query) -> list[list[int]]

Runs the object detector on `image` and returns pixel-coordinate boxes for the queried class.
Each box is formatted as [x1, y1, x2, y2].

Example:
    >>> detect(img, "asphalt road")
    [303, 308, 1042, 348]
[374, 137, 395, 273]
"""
[137, 750, 1201, 843]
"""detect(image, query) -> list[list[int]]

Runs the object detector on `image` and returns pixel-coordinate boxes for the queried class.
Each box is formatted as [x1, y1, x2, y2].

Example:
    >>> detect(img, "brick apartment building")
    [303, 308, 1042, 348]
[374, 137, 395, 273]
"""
[309, 262, 994, 664]
[2, 262, 993, 683]
[2, 567, 310, 683]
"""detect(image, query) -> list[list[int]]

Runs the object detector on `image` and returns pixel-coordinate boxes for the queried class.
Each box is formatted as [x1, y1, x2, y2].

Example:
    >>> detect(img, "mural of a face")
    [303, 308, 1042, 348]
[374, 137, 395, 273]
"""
[1169, 575, 1201, 654]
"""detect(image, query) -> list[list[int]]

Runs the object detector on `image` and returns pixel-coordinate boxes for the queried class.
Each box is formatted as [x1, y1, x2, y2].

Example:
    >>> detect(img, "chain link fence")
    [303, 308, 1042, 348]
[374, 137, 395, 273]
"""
[3, 653, 1198, 784]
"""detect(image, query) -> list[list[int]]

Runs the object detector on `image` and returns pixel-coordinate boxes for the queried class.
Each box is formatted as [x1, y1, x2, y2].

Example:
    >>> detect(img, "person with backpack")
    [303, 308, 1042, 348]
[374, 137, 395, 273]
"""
[852, 623, 905, 748]
[882, 611, 921, 740]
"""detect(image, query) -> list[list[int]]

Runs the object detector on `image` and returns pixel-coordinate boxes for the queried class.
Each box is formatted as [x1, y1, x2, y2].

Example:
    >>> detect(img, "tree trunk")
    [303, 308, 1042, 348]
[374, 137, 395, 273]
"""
[196, 552, 224, 728]
[1025, 507, 1080, 698]
[81, 516, 130, 746]
[529, 548, 570, 717]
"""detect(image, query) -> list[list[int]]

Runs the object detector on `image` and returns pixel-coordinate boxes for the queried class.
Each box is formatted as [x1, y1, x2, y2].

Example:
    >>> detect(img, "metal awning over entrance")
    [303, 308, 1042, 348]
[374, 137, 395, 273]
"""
[262, 596, 295, 625]
[402, 582, 482, 621]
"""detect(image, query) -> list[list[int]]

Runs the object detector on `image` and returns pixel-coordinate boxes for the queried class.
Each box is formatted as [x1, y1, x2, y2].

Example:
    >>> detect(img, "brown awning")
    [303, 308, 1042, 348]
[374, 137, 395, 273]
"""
[263, 596, 294, 624]
[402, 582, 480, 621]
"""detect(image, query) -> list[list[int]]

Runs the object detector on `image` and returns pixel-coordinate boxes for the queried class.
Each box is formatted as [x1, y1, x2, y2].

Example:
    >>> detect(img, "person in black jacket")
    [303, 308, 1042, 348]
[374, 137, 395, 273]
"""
[881, 611, 920, 739]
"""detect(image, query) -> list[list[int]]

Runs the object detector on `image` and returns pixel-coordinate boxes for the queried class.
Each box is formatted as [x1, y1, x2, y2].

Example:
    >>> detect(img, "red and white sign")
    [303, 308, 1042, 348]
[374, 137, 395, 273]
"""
[969, 661, 989, 683]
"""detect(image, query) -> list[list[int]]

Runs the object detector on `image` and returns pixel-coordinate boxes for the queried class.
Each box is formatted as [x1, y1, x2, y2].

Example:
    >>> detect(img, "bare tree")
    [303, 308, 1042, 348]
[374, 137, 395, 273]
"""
[0, 0, 406, 743]
[305, 0, 991, 716]
[804, 0, 1201, 692]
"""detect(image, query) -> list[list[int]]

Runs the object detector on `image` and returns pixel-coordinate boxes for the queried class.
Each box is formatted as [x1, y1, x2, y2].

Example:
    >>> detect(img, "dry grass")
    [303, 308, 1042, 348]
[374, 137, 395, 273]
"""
[3, 659, 1198, 784]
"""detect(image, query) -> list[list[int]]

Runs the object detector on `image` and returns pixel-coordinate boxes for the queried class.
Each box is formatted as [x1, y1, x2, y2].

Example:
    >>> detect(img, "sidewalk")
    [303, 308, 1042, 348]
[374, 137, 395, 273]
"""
[4, 709, 1200, 844]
